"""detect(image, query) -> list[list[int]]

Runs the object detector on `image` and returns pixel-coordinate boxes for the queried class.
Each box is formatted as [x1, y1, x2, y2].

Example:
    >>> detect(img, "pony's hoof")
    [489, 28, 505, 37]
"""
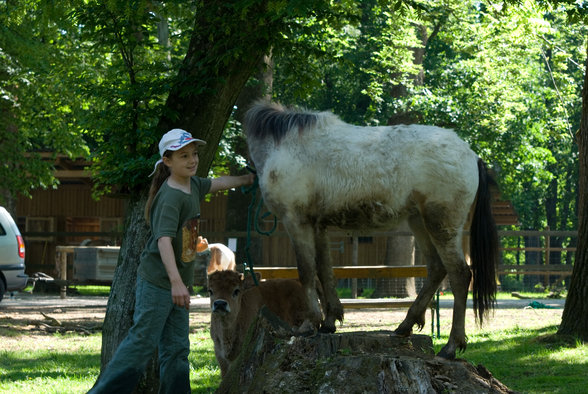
[436, 346, 456, 360]
[319, 324, 336, 334]
[294, 320, 318, 337]
[392, 328, 412, 338]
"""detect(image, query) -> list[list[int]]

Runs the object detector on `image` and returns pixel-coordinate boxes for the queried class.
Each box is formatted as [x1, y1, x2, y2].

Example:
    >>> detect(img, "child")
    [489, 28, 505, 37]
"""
[89, 128, 254, 394]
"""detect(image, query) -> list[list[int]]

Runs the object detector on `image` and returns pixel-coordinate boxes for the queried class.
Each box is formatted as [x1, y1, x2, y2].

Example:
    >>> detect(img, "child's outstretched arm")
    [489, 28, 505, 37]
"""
[158, 236, 191, 310]
[209, 173, 255, 194]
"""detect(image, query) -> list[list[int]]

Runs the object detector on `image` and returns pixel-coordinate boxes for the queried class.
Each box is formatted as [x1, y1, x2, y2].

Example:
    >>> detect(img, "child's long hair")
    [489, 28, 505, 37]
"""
[145, 151, 172, 225]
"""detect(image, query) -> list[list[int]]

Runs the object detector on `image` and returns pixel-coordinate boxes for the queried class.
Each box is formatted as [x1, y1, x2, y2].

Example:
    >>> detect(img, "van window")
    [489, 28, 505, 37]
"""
[0, 223, 6, 236]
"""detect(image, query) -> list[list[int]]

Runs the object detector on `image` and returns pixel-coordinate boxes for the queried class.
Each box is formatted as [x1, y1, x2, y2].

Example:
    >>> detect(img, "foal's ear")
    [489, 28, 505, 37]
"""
[242, 272, 261, 289]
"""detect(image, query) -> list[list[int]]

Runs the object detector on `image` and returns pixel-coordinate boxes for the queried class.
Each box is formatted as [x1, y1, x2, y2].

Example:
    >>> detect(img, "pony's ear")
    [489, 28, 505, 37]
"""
[243, 272, 261, 289]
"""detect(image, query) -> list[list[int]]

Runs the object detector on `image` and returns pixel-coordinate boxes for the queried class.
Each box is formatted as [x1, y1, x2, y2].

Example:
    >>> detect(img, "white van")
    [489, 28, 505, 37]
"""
[0, 206, 27, 302]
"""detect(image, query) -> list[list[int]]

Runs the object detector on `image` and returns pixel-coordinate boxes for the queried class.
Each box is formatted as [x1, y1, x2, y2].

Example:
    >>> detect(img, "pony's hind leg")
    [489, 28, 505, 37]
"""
[436, 249, 471, 359]
[395, 215, 447, 337]
[314, 226, 343, 333]
[420, 206, 471, 360]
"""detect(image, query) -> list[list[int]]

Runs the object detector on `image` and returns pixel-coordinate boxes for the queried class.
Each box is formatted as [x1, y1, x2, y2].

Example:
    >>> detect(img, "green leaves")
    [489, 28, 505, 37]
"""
[273, 0, 421, 124]
[405, 2, 584, 230]
[1, 0, 585, 232]
[0, 0, 89, 202]
[269, 0, 585, 231]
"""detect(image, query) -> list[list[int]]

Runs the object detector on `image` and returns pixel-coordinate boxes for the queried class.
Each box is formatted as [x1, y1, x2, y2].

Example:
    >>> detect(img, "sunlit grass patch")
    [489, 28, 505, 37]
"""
[433, 325, 588, 394]
[0, 334, 102, 394]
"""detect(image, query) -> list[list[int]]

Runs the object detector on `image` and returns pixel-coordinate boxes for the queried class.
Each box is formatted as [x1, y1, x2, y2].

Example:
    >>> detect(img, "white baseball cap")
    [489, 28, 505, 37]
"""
[149, 128, 206, 176]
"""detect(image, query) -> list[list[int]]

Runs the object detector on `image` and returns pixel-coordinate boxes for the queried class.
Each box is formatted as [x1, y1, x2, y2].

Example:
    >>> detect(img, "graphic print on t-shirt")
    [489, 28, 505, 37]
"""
[181, 216, 200, 262]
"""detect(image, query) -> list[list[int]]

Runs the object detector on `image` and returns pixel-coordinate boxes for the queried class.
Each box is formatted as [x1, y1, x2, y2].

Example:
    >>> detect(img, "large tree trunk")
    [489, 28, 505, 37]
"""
[156, 3, 273, 178]
[100, 196, 148, 367]
[96, 194, 160, 393]
[227, 54, 274, 270]
[558, 42, 588, 341]
[372, 222, 416, 298]
[98, 2, 277, 391]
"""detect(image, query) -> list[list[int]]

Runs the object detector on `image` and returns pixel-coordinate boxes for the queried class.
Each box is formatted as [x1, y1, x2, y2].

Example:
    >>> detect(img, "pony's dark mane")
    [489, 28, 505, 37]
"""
[243, 101, 319, 144]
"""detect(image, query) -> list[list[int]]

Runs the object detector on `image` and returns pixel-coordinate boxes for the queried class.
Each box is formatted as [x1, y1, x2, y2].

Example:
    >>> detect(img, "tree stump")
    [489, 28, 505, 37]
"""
[217, 307, 513, 394]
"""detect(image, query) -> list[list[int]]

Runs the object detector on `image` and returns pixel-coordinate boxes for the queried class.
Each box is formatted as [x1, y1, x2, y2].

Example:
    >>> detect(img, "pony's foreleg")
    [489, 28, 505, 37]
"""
[314, 226, 343, 333]
[285, 222, 323, 330]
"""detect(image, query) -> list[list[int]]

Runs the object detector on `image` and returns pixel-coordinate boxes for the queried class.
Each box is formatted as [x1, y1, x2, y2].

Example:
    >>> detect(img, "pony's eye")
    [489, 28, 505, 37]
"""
[232, 289, 240, 297]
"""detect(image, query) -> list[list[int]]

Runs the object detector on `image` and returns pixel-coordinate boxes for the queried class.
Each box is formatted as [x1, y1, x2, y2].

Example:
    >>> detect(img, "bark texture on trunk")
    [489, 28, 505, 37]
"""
[372, 221, 416, 298]
[97, 193, 158, 392]
[217, 307, 513, 394]
[558, 42, 588, 341]
[97, 3, 279, 390]
[157, 3, 274, 177]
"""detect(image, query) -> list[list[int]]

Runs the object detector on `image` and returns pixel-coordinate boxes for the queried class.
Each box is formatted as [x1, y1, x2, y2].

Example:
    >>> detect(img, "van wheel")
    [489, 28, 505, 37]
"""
[0, 279, 6, 303]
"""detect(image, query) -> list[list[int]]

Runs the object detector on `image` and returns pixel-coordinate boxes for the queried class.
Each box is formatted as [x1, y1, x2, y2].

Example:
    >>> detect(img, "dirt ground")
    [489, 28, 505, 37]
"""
[0, 292, 565, 350]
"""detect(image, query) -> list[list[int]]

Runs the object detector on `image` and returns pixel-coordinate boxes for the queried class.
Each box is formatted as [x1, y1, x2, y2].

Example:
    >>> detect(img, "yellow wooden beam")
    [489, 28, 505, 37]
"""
[53, 170, 91, 178]
[252, 265, 428, 280]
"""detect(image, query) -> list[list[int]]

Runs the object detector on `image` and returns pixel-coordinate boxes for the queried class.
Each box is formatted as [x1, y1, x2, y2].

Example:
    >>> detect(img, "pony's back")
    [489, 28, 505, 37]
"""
[245, 101, 479, 216]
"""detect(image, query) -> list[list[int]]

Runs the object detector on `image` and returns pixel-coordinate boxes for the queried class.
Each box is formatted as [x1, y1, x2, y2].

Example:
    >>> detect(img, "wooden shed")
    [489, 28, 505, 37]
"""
[15, 154, 518, 281]
[15, 155, 230, 278]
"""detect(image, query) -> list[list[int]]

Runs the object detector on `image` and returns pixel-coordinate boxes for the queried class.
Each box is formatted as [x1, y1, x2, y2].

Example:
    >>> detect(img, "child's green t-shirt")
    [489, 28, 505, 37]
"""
[138, 176, 212, 289]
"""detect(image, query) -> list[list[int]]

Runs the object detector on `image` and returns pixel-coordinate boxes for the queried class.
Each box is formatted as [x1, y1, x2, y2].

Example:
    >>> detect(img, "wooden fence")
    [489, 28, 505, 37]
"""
[44, 229, 575, 293]
[254, 265, 428, 309]
[497, 230, 575, 287]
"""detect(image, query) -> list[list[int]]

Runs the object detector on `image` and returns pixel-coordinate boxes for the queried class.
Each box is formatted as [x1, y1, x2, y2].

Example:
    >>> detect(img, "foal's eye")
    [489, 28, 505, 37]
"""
[232, 289, 240, 297]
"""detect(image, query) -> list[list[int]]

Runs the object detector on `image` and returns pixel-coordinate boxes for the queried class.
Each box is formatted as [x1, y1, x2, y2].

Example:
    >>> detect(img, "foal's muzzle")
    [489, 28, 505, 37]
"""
[212, 299, 230, 314]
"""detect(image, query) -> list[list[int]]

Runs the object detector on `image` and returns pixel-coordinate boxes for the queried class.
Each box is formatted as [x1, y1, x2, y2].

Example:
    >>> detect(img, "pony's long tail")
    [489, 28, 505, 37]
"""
[470, 159, 499, 324]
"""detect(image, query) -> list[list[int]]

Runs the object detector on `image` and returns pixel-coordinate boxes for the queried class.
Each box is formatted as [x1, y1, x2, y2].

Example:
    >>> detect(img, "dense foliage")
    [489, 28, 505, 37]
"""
[270, 0, 586, 232]
[2, 0, 587, 367]
[1, 0, 586, 232]
[0, 2, 89, 199]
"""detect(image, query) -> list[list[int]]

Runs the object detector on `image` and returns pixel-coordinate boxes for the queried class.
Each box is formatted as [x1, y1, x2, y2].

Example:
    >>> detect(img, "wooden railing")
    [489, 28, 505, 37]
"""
[254, 265, 429, 310]
[253, 264, 440, 337]
[498, 230, 576, 286]
[46, 230, 576, 296]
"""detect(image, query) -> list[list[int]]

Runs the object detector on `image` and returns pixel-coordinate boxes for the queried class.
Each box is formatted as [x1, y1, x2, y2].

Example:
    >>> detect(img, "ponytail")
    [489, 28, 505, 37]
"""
[145, 152, 172, 225]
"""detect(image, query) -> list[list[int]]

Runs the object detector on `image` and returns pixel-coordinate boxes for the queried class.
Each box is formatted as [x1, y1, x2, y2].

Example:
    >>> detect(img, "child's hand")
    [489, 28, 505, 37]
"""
[171, 281, 191, 310]
[244, 173, 255, 186]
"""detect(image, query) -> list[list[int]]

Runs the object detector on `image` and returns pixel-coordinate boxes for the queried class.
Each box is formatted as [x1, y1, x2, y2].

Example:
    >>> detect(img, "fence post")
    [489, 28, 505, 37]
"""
[351, 234, 358, 299]
[55, 247, 68, 299]
[544, 226, 550, 287]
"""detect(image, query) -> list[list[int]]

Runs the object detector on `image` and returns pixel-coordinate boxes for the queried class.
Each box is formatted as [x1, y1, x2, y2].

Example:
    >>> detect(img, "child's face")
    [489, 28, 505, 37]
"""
[164, 143, 199, 178]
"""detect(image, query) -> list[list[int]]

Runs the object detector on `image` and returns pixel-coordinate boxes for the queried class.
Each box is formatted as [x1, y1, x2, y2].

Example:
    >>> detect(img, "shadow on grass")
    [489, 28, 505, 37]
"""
[435, 325, 587, 394]
[0, 351, 100, 382]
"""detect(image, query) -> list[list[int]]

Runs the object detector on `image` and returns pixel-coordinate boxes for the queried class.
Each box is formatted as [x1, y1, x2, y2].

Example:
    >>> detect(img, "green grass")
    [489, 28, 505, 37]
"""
[70, 285, 209, 297]
[71, 286, 560, 301]
[337, 287, 375, 298]
[436, 290, 567, 301]
[0, 331, 220, 393]
[0, 334, 102, 393]
[336, 288, 563, 301]
[2, 290, 581, 393]
[433, 326, 587, 394]
[1, 322, 586, 393]
[71, 286, 111, 297]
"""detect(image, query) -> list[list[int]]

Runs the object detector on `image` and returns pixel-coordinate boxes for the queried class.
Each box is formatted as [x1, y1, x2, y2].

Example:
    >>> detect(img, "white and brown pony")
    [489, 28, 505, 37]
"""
[243, 101, 498, 359]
